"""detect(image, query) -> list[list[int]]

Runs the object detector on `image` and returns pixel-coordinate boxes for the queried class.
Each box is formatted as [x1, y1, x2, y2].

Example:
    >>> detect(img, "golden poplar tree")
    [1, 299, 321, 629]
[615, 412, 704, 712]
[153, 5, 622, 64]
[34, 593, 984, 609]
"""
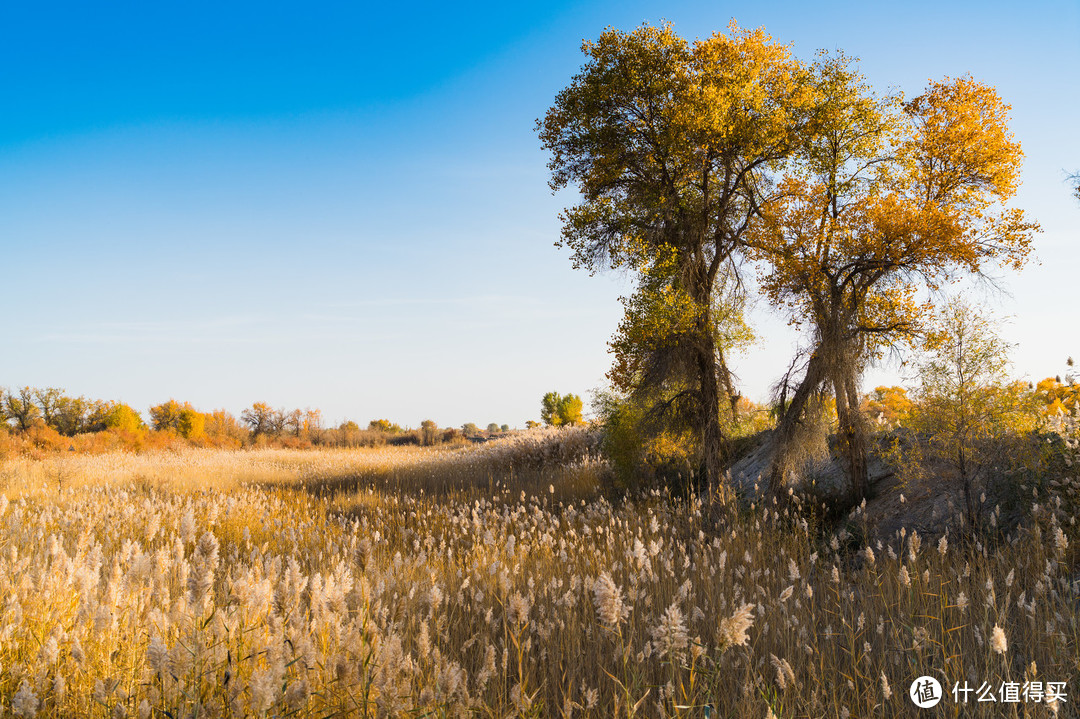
[539, 22, 817, 491]
[748, 57, 1038, 502]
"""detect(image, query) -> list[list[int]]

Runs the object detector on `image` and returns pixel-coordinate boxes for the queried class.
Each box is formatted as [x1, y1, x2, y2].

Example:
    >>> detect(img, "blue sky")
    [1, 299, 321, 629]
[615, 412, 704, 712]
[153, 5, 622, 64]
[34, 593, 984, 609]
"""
[1, 0, 1077, 428]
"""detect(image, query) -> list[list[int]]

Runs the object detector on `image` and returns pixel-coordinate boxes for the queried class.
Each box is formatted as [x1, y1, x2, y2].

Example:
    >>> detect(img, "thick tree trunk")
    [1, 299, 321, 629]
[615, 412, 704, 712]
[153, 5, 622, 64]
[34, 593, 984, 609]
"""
[697, 328, 726, 499]
[687, 251, 732, 502]
[768, 350, 828, 500]
[835, 371, 869, 504]
[845, 374, 869, 500]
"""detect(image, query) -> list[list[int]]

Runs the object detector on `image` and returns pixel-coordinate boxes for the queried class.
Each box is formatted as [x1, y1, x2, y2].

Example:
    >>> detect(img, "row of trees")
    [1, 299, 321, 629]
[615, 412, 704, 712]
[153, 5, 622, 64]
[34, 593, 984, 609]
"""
[0, 387, 551, 453]
[540, 22, 1039, 506]
[0, 388, 438, 447]
[1, 382, 594, 443]
[2, 387, 143, 435]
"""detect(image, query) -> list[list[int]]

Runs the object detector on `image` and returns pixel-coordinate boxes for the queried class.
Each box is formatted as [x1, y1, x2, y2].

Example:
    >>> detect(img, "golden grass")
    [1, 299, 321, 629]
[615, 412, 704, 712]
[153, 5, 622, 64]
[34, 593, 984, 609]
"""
[0, 428, 1077, 717]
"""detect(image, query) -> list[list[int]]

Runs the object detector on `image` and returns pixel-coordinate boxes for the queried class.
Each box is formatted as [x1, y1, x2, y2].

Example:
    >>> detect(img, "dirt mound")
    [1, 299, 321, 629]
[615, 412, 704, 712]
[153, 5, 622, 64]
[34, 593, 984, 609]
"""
[726, 431, 971, 541]
[726, 431, 890, 500]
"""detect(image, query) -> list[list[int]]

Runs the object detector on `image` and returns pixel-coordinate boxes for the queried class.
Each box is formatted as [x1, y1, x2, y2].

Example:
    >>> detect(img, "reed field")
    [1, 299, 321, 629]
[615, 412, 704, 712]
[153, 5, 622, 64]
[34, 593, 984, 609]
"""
[1, 426, 1078, 718]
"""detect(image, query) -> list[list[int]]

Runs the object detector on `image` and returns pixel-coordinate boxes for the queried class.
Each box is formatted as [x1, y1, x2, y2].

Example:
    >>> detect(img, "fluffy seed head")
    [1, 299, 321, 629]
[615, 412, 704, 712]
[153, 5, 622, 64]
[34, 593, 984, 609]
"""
[650, 602, 689, 659]
[13, 680, 39, 718]
[592, 572, 630, 629]
[718, 603, 755, 649]
[991, 624, 1008, 654]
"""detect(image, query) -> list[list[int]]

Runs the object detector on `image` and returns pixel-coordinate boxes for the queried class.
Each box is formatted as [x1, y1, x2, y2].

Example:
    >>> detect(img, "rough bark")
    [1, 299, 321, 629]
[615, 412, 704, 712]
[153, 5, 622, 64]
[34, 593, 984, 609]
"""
[768, 350, 828, 499]
[836, 371, 869, 504]
[697, 327, 726, 496]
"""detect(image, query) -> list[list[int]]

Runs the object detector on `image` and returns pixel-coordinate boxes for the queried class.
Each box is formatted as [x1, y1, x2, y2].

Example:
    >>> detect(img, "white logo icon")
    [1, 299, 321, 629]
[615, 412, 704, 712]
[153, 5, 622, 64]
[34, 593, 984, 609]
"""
[909, 676, 943, 708]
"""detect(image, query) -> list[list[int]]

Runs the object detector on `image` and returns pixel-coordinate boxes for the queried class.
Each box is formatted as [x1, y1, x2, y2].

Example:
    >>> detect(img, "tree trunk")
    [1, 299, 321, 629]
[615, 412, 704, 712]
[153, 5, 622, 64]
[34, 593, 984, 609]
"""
[959, 445, 976, 529]
[697, 327, 726, 499]
[717, 349, 740, 421]
[768, 350, 828, 500]
[836, 371, 869, 504]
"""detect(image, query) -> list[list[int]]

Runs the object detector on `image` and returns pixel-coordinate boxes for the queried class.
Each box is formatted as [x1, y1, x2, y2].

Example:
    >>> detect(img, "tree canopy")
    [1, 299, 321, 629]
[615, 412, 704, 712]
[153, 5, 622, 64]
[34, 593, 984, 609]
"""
[540, 392, 584, 427]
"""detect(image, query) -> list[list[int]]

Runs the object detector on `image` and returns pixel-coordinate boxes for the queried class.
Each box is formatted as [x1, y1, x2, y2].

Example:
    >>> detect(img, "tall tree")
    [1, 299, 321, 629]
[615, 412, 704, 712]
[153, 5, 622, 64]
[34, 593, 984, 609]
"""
[149, 399, 185, 432]
[5, 387, 42, 430]
[539, 22, 816, 490]
[540, 391, 584, 427]
[51, 395, 91, 436]
[241, 402, 276, 436]
[907, 298, 1025, 528]
[303, 409, 323, 436]
[33, 387, 66, 429]
[87, 401, 145, 433]
[420, 419, 440, 446]
[749, 61, 1038, 503]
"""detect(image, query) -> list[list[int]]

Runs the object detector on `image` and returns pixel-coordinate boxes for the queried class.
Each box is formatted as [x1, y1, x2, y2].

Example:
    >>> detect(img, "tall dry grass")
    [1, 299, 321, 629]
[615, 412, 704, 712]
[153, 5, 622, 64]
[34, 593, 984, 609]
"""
[0, 425, 1077, 717]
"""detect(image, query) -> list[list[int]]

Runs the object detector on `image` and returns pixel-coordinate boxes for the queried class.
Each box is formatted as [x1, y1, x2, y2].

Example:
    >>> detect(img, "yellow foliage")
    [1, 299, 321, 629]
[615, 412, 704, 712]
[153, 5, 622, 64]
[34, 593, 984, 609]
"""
[862, 386, 913, 429]
[149, 399, 210, 440]
[177, 407, 206, 440]
[540, 21, 819, 484]
[747, 63, 1038, 359]
[1034, 377, 1080, 416]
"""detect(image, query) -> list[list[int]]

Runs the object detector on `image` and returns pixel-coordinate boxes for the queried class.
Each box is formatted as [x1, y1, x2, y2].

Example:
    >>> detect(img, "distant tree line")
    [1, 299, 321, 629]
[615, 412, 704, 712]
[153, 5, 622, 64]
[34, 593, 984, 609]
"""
[3, 386, 144, 435]
[0, 386, 529, 457]
[0, 381, 610, 459]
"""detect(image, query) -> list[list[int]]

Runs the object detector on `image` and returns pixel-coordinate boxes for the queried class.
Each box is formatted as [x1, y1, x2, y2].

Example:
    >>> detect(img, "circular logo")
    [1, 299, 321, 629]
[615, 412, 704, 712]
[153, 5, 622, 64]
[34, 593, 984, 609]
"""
[909, 676, 943, 708]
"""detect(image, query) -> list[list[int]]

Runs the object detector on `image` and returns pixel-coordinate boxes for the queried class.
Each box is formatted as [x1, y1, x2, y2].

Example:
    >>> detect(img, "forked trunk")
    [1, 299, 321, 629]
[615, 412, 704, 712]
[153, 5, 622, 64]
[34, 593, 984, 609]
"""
[768, 350, 828, 500]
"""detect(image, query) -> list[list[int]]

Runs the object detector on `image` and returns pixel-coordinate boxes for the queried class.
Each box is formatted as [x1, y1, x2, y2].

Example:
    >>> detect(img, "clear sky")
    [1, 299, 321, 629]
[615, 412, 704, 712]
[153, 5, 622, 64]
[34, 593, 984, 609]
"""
[1, 0, 1077, 429]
